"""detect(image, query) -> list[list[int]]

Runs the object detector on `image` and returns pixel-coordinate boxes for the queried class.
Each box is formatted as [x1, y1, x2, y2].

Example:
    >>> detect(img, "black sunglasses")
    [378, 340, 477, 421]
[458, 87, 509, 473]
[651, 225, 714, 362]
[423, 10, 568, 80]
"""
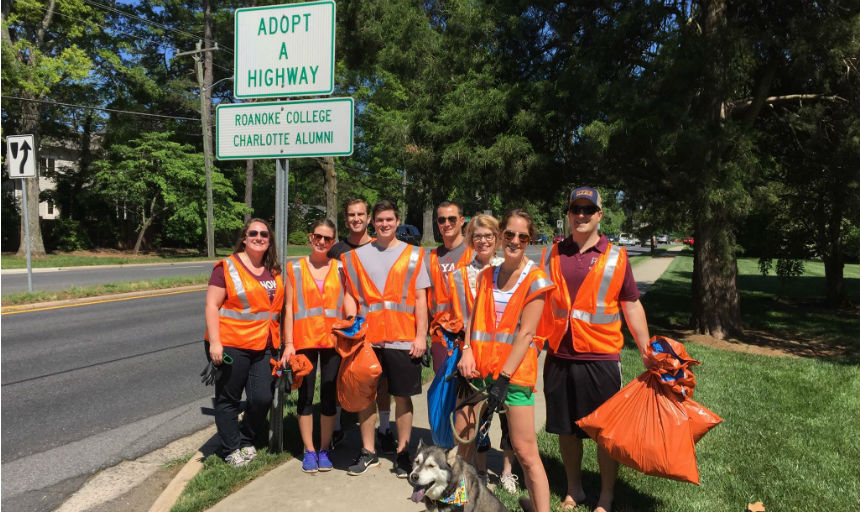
[437, 215, 459, 225]
[503, 230, 530, 244]
[310, 233, 335, 244]
[247, 230, 269, 239]
[569, 205, 601, 216]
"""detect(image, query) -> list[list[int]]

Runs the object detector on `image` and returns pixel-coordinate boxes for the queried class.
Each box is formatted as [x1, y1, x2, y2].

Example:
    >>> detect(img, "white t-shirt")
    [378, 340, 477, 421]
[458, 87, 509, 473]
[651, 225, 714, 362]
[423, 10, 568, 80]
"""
[492, 260, 534, 326]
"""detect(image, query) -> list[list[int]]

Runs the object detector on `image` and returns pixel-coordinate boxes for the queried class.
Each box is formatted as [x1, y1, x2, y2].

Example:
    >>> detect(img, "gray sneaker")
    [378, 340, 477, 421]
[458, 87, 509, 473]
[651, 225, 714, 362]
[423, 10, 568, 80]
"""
[347, 448, 380, 476]
[239, 446, 257, 462]
[225, 449, 249, 467]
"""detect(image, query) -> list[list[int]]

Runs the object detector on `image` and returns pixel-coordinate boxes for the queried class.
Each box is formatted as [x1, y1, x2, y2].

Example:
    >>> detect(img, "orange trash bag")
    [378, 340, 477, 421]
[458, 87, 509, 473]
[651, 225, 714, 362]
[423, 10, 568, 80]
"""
[288, 354, 313, 390]
[575, 336, 722, 484]
[332, 316, 382, 412]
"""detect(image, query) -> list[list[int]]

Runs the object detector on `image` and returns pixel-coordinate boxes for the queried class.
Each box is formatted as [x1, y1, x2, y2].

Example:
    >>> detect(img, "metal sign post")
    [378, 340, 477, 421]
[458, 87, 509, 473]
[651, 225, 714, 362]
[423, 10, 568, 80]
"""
[274, 158, 289, 269]
[7, 134, 37, 292]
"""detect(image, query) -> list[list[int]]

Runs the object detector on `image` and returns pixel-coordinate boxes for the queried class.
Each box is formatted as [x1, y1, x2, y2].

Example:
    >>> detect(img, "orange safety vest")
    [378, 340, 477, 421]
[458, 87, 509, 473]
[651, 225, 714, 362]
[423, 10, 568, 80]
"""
[428, 246, 474, 344]
[287, 258, 344, 350]
[539, 243, 627, 354]
[446, 265, 476, 336]
[341, 244, 426, 344]
[209, 254, 284, 351]
[469, 262, 555, 388]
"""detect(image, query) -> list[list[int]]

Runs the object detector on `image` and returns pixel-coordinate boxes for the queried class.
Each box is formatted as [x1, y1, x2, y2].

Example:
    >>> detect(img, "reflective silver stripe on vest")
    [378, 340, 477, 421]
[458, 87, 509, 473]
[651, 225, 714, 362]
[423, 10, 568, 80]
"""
[401, 246, 421, 303]
[291, 260, 307, 314]
[293, 306, 341, 321]
[570, 244, 622, 325]
[452, 270, 470, 325]
[220, 309, 281, 322]
[471, 329, 535, 348]
[343, 256, 368, 310]
[367, 301, 415, 314]
[529, 277, 553, 296]
[224, 257, 251, 311]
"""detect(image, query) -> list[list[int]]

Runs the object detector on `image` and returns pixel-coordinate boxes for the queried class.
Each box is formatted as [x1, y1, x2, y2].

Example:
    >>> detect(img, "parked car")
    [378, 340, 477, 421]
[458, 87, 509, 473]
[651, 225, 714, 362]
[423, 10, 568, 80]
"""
[553, 233, 565, 243]
[683, 236, 695, 245]
[606, 234, 619, 243]
[618, 233, 638, 246]
[656, 234, 669, 244]
[396, 224, 421, 245]
[532, 234, 549, 245]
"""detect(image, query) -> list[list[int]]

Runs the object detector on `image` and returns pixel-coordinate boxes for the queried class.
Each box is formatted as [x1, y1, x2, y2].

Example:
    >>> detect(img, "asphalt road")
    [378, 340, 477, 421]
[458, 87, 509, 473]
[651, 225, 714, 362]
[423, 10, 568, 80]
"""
[1, 262, 217, 294]
[0, 290, 213, 512]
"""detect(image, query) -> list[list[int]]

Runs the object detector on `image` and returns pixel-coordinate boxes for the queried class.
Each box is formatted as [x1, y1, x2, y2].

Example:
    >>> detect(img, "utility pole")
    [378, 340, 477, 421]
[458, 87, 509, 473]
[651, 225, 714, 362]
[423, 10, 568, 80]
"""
[175, 41, 219, 258]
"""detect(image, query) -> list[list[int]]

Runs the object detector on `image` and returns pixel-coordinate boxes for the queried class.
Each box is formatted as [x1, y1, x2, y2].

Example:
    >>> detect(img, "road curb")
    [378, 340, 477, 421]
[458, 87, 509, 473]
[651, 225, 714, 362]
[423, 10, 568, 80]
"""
[1, 285, 207, 313]
[148, 431, 220, 512]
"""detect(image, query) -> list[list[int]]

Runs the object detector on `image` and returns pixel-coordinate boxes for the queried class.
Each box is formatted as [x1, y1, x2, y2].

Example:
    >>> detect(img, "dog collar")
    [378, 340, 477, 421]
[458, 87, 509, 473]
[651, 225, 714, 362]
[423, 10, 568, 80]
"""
[439, 477, 468, 506]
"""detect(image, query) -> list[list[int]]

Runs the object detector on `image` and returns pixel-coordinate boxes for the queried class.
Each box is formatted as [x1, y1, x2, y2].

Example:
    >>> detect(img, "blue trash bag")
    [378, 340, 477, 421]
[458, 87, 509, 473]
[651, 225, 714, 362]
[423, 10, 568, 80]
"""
[427, 329, 462, 448]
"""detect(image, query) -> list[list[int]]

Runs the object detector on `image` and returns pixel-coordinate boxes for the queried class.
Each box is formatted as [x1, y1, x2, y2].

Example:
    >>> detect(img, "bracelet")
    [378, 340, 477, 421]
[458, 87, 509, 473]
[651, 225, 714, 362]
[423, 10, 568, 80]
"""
[500, 370, 512, 379]
[461, 343, 471, 350]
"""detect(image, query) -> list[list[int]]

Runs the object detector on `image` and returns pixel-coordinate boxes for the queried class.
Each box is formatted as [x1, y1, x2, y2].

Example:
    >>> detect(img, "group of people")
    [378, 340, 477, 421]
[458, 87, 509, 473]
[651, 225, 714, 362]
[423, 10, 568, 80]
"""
[203, 186, 653, 512]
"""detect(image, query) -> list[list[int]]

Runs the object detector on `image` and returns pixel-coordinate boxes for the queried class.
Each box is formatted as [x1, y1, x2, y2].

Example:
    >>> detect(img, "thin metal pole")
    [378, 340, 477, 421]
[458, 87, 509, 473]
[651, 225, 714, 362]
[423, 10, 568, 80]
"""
[21, 180, 33, 292]
[275, 158, 289, 271]
[195, 40, 216, 259]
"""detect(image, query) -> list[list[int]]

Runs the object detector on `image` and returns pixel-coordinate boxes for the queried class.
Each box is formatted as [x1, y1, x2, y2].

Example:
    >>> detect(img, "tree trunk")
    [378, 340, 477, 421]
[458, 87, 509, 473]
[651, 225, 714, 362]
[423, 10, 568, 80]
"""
[244, 159, 254, 221]
[688, 0, 743, 339]
[823, 192, 845, 307]
[16, 177, 46, 256]
[133, 197, 158, 255]
[400, 168, 408, 222]
[422, 206, 434, 245]
[318, 156, 338, 225]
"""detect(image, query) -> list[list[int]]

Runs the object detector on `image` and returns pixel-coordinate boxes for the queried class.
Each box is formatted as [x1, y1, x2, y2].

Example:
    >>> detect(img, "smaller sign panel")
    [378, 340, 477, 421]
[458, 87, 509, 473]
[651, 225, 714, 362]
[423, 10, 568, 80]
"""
[556, 219, 563, 230]
[234, 1, 335, 98]
[6, 134, 36, 178]
[216, 98, 354, 160]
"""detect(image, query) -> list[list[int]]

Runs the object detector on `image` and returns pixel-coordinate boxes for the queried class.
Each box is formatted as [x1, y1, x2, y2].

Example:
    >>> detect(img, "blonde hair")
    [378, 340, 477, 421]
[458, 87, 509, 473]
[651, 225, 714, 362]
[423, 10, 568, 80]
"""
[465, 214, 501, 250]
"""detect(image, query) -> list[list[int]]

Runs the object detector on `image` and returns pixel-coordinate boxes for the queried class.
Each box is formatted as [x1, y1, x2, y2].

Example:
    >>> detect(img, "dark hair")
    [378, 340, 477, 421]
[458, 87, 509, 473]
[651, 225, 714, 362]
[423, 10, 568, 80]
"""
[436, 200, 463, 217]
[233, 217, 281, 276]
[501, 208, 537, 240]
[310, 218, 337, 237]
[344, 198, 369, 215]
[372, 199, 399, 220]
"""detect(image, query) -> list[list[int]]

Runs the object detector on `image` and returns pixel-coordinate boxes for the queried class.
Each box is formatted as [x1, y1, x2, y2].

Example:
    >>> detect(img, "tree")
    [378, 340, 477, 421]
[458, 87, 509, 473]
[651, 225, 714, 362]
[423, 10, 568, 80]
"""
[93, 131, 245, 253]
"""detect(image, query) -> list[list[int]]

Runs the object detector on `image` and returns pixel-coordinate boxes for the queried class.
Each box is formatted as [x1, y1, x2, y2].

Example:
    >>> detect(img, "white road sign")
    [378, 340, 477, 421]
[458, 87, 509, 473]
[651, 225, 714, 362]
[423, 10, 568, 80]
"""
[234, 1, 335, 99]
[6, 134, 36, 178]
[557, 219, 563, 230]
[216, 98, 354, 160]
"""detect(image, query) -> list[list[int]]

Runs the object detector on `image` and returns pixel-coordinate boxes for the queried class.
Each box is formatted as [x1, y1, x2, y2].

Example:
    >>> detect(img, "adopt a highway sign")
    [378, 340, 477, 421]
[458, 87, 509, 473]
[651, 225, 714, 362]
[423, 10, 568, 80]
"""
[6, 134, 36, 178]
[215, 98, 353, 160]
[234, 1, 335, 99]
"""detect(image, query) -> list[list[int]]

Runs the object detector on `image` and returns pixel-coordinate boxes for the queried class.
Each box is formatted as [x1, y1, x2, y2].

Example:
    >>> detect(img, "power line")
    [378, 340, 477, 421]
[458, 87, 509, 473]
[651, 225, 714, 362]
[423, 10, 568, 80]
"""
[79, 0, 234, 55]
[1, 96, 200, 121]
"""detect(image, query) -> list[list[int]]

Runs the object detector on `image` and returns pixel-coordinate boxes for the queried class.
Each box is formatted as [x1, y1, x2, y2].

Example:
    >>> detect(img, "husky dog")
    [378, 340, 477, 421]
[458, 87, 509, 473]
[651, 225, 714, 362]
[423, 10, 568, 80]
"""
[408, 439, 532, 512]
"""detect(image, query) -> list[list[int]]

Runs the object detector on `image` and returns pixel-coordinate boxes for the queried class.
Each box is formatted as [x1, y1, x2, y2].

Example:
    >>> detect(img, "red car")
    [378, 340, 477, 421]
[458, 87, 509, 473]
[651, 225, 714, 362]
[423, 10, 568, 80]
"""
[683, 236, 695, 245]
[553, 233, 565, 243]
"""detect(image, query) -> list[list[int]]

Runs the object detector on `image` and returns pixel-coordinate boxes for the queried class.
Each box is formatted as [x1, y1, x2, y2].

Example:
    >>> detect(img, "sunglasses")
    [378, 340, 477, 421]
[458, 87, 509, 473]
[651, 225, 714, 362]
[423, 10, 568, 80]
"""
[310, 233, 335, 244]
[569, 205, 601, 216]
[471, 233, 496, 242]
[503, 230, 530, 244]
[437, 215, 459, 225]
[246, 230, 269, 239]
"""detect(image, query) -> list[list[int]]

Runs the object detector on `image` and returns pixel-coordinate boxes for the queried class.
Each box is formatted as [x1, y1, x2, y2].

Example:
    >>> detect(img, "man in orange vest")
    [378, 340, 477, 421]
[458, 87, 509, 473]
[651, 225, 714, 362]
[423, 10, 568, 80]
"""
[426, 200, 473, 372]
[540, 186, 652, 512]
[340, 199, 431, 478]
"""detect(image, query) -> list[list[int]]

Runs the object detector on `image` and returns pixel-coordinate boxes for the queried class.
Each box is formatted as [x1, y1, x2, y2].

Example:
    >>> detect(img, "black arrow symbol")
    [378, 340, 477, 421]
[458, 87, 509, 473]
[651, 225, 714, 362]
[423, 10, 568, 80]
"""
[18, 141, 31, 174]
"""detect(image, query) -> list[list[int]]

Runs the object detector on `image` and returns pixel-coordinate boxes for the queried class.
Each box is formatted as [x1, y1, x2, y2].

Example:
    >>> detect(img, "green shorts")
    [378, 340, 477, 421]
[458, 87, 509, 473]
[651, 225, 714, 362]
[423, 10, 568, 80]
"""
[472, 376, 534, 407]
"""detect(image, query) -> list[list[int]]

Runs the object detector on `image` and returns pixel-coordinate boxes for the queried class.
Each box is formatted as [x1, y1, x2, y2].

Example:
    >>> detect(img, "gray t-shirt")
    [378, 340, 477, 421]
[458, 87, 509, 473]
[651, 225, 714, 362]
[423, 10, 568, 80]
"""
[353, 240, 431, 349]
[424, 241, 469, 277]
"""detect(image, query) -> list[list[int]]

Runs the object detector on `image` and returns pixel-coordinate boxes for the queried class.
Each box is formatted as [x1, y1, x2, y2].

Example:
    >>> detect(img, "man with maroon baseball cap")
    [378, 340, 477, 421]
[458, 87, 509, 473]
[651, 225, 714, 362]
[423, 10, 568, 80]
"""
[538, 186, 652, 512]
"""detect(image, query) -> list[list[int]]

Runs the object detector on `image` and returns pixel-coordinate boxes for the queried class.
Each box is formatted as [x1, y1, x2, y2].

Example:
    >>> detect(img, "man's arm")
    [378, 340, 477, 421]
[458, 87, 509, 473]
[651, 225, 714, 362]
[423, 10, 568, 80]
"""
[621, 299, 652, 368]
[410, 287, 428, 358]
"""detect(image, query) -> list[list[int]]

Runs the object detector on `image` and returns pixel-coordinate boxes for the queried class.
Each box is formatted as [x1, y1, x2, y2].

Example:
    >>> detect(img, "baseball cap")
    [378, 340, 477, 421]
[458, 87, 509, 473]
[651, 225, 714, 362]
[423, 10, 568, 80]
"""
[569, 187, 601, 208]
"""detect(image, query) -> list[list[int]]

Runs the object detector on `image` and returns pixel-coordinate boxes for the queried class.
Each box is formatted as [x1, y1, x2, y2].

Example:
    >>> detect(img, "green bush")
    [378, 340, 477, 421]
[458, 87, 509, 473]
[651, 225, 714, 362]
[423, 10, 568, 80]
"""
[42, 218, 92, 251]
[288, 231, 308, 245]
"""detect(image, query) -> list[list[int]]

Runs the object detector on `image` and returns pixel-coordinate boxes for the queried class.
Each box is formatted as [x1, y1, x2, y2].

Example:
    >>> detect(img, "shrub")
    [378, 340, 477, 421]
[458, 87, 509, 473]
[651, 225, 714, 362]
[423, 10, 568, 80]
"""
[288, 231, 308, 245]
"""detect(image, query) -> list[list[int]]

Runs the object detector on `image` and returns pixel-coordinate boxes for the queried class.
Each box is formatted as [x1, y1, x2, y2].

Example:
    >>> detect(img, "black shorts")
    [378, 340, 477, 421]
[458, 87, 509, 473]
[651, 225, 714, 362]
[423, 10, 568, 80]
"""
[373, 347, 422, 397]
[543, 355, 622, 438]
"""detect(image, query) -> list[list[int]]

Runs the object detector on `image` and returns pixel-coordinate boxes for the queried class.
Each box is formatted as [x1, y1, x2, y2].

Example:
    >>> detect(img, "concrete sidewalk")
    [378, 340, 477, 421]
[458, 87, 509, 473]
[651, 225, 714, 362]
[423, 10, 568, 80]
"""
[201, 250, 680, 512]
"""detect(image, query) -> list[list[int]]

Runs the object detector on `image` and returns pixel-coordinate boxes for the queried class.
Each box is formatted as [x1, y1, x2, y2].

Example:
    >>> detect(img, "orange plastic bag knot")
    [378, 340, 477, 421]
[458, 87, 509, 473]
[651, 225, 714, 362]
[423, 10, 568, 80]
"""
[288, 354, 313, 390]
[269, 357, 285, 377]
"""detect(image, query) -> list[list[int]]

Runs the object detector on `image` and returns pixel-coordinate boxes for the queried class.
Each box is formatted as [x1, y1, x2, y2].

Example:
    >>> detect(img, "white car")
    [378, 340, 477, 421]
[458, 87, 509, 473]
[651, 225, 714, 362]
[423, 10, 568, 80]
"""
[618, 233, 637, 246]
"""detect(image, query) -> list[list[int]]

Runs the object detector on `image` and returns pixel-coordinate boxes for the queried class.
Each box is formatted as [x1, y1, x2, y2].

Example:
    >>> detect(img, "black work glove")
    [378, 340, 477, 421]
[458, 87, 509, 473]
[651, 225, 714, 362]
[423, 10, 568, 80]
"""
[200, 361, 222, 386]
[486, 373, 511, 413]
[420, 352, 432, 368]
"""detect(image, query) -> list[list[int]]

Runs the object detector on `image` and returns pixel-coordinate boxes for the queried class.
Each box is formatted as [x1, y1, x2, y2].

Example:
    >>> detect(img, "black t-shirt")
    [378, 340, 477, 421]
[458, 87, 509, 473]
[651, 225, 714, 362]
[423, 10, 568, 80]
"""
[327, 238, 366, 259]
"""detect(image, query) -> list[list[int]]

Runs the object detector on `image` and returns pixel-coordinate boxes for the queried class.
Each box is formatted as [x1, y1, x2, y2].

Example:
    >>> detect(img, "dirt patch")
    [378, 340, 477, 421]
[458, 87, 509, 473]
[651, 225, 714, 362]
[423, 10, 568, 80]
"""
[658, 327, 855, 360]
[86, 463, 181, 512]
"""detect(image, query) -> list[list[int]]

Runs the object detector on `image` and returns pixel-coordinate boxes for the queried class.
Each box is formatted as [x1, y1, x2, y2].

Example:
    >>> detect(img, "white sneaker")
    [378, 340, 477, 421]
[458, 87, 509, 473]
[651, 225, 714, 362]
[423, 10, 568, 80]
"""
[500, 473, 519, 493]
[239, 446, 257, 462]
[225, 449, 249, 467]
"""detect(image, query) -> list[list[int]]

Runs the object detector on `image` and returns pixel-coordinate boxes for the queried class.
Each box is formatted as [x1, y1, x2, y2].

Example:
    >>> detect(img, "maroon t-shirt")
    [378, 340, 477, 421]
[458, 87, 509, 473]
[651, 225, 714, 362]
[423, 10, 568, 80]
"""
[550, 235, 639, 361]
[209, 257, 278, 302]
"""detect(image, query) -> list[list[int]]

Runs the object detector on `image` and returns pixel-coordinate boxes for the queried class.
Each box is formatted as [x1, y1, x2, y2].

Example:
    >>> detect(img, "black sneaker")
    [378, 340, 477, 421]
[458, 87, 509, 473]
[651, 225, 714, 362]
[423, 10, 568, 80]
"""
[347, 448, 379, 476]
[394, 449, 412, 479]
[330, 429, 345, 450]
[377, 429, 396, 454]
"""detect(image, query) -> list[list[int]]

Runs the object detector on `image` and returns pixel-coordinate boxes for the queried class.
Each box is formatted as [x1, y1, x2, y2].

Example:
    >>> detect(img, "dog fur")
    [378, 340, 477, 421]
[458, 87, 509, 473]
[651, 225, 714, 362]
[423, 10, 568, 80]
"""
[408, 439, 517, 512]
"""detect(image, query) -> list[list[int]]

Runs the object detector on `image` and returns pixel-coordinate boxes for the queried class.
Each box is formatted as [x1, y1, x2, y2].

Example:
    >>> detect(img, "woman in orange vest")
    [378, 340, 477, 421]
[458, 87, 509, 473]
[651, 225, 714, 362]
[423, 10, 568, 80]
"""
[205, 218, 287, 467]
[455, 209, 554, 512]
[280, 219, 345, 474]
